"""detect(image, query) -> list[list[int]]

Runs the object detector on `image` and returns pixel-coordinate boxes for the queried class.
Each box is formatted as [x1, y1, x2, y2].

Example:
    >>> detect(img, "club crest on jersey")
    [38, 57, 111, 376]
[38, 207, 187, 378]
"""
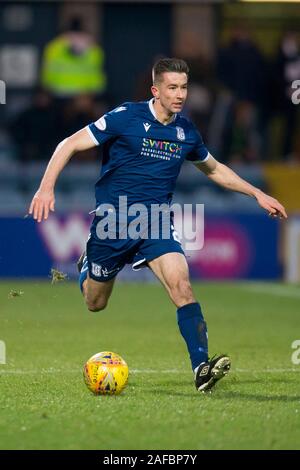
[176, 126, 185, 141]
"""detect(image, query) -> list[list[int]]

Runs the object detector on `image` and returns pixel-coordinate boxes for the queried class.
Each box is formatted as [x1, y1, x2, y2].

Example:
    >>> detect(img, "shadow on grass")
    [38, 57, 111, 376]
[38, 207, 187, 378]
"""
[238, 377, 299, 385]
[142, 387, 300, 402]
[210, 391, 300, 402]
[140, 376, 300, 402]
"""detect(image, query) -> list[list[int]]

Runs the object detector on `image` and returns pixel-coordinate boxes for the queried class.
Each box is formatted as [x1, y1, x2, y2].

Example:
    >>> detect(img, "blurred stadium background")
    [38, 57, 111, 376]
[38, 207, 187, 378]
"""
[0, 0, 300, 283]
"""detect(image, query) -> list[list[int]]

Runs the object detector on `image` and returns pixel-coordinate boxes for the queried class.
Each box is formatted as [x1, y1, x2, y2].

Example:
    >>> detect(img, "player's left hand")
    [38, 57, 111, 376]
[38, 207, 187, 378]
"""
[255, 191, 288, 219]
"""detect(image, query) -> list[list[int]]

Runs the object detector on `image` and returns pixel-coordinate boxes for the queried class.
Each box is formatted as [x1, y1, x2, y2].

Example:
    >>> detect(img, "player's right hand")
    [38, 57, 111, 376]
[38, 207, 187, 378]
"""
[28, 189, 55, 223]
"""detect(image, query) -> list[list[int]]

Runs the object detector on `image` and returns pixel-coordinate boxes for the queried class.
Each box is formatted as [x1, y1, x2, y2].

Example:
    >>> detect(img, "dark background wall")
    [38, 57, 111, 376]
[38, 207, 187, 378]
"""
[103, 2, 171, 105]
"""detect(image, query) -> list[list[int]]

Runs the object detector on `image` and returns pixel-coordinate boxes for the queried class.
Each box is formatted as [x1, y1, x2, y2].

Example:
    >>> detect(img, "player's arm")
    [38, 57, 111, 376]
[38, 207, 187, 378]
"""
[194, 154, 287, 219]
[29, 128, 96, 222]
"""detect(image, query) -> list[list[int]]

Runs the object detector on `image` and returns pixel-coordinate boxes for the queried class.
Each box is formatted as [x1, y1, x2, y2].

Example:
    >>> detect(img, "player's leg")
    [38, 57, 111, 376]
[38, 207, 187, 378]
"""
[148, 252, 208, 366]
[78, 254, 116, 312]
[148, 252, 230, 391]
[84, 274, 115, 312]
[147, 252, 195, 307]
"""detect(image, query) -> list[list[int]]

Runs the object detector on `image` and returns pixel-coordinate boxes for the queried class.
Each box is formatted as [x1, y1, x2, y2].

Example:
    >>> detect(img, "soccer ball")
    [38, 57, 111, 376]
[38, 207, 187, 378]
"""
[83, 351, 129, 395]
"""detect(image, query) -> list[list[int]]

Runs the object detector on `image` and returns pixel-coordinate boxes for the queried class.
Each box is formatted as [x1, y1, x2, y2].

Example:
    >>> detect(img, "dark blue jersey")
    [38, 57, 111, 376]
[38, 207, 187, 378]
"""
[87, 99, 209, 209]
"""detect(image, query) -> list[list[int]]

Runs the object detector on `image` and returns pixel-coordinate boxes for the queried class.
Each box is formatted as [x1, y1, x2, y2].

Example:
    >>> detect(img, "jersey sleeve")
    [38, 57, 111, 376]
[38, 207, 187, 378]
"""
[185, 127, 209, 163]
[86, 103, 130, 146]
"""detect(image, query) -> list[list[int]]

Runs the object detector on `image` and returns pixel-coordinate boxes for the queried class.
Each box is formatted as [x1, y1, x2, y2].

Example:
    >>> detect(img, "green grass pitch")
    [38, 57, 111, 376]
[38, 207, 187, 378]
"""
[1, 280, 300, 450]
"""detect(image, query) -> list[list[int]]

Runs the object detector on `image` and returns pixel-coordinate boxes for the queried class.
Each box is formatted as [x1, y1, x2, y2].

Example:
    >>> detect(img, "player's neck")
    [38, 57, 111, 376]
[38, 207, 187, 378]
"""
[152, 99, 175, 126]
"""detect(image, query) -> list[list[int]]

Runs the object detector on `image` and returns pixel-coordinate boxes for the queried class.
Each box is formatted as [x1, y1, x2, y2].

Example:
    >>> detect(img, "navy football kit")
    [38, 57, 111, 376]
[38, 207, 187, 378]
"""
[85, 99, 209, 282]
[79, 98, 232, 385]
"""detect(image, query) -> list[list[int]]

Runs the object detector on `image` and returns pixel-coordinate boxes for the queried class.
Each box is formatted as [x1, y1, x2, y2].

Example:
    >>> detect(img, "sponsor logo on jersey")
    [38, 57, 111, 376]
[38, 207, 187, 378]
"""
[142, 138, 182, 154]
[143, 122, 151, 132]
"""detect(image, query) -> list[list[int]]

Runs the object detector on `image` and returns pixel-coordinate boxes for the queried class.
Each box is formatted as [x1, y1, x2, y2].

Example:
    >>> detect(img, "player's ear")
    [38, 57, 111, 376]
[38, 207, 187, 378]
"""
[151, 85, 159, 99]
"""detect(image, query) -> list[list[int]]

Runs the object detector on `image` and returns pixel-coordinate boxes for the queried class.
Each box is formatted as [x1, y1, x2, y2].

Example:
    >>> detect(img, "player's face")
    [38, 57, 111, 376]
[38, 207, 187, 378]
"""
[151, 72, 188, 114]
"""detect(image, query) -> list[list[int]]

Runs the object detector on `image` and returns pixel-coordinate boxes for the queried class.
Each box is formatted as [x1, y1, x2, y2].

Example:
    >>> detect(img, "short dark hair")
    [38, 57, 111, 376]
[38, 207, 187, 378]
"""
[152, 58, 189, 84]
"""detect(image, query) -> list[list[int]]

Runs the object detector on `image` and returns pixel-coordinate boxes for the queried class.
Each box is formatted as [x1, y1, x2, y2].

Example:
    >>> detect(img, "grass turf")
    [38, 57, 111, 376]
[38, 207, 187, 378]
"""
[0, 280, 300, 450]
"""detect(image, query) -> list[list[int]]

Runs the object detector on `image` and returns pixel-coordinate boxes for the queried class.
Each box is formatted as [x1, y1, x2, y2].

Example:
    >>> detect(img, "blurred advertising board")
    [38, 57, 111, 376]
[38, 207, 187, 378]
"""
[187, 215, 281, 280]
[0, 213, 281, 280]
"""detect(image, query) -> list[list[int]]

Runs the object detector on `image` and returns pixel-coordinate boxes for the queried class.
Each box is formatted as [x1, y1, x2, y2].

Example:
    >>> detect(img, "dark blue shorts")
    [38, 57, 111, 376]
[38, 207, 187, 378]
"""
[86, 215, 184, 282]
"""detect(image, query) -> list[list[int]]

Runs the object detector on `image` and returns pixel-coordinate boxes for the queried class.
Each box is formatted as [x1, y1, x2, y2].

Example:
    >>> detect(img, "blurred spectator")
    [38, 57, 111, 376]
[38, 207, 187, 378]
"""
[41, 17, 106, 97]
[11, 87, 57, 162]
[185, 55, 216, 141]
[217, 27, 266, 105]
[226, 101, 261, 164]
[216, 27, 267, 162]
[134, 55, 165, 102]
[272, 32, 300, 160]
[59, 94, 100, 161]
[133, 64, 154, 102]
[60, 94, 97, 136]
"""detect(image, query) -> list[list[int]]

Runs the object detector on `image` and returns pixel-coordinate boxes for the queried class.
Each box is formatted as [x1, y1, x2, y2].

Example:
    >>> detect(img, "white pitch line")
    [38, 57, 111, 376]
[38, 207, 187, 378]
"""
[235, 368, 300, 373]
[0, 369, 186, 375]
[0, 368, 299, 375]
[238, 284, 300, 299]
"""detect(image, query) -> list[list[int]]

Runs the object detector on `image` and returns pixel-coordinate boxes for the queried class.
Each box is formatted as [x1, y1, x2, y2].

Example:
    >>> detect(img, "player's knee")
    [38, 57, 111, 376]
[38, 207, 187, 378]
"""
[86, 297, 108, 312]
[170, 279, 194, 306]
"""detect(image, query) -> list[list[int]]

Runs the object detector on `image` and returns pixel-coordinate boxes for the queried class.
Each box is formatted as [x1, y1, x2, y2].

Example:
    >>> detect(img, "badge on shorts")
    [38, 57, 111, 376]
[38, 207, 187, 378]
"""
[91, 263, 102, 277]
[176, 126, 185, 141]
